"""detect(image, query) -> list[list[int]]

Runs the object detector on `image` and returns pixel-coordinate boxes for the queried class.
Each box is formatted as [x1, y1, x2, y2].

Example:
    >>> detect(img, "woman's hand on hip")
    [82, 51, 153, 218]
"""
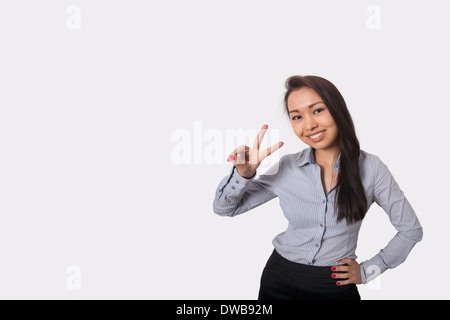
[331, 258, 362, 286]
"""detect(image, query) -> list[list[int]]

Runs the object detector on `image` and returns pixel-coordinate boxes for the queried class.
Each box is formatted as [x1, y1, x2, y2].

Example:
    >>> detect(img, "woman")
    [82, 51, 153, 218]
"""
[212, 75, 423, 300]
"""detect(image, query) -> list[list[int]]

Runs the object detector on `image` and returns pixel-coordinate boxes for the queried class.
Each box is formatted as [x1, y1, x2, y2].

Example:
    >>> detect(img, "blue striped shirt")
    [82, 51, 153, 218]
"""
[213, 146, 423, 283]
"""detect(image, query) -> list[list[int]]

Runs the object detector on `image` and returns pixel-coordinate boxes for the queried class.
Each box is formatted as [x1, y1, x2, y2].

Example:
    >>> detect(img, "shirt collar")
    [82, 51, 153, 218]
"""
[295, 146, 315, 167]
[296, 146, 341, 170]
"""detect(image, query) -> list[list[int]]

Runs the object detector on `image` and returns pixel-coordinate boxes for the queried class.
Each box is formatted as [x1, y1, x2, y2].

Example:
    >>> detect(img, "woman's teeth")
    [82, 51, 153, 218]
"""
[310, 131, 324, 139]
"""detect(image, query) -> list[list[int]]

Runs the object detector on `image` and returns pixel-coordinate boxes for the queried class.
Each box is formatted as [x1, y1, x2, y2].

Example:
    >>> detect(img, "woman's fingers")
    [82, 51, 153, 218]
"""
[226, 154, 235, 162]
[331, 267, 352, 286]
[335, 279, 352, 286]
[227, 124, 283, 164]
[331, 258, 362, 285]
[331, 272, 349, 279]
[260, 141, 284, 160]
[228, 142, 284, 164]
[332, 265, 349, 273]
[338, 258, 354, 265]
[227, 145, 250, 164]
[253, 124, 269, 150]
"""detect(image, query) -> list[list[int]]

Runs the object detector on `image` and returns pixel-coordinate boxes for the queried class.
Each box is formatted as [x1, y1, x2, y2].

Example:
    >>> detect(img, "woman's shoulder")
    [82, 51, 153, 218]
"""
[359, 149, 385, 173]
[360, 149, 382, 162]
[279, 148, 311, 166]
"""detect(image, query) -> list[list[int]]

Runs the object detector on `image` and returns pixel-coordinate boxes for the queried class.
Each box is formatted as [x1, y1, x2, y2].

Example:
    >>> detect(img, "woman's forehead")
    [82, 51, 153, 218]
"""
[288, 88, 324, 111]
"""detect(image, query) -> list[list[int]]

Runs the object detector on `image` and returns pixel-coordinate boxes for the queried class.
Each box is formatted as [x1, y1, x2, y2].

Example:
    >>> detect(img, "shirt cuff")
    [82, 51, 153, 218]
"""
[229, 166, 256, 185]
[360, 255, 389, 284]
[236, 166, 256, 179]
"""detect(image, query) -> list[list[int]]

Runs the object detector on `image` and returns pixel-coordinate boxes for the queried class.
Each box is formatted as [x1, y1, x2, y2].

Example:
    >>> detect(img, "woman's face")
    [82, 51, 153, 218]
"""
[287, 87, 339, 151]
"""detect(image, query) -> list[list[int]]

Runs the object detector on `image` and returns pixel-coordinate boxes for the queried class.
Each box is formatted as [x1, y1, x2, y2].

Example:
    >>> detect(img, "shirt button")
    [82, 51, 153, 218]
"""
[320, 224, 323, 228]
[236, 180, 240, 184]
[231, 186, 235, 190]
[322, 200, 326, 203]
[315, 243, 319, 247]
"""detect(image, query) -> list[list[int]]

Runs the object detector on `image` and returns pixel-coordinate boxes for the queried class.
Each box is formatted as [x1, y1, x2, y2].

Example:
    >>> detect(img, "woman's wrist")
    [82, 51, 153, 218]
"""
[237, 168, 256, 179]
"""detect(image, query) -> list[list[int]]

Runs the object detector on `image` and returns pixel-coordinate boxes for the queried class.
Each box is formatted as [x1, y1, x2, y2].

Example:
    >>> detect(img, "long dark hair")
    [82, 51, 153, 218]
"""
[283, 75, 367, 225]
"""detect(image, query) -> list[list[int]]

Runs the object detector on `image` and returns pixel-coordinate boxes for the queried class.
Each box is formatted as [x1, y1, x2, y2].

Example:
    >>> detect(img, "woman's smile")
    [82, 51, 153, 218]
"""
[307, 129, 326, 142]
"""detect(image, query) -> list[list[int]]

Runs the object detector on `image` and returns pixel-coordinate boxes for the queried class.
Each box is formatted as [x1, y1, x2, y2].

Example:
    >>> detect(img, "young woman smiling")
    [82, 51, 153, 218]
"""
[213, 75, 423, 300]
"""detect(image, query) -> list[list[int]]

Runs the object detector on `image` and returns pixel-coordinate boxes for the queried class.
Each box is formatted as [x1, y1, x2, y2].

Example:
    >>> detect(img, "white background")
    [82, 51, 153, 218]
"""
[0, 0, 448, 299]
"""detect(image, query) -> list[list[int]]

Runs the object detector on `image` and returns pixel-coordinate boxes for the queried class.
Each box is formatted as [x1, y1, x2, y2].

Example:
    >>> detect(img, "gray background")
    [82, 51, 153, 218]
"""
[0, 0, 448, 299]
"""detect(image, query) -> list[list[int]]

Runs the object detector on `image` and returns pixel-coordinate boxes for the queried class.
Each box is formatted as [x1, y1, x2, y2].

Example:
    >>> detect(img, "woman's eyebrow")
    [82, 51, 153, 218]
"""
[288, 101, 325, 114]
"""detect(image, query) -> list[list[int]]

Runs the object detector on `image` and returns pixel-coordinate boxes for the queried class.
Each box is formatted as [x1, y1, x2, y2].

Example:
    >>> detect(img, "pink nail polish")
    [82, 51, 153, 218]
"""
[337, 282, 341, 286]
[331, 267, 336, 271]
[332, 274, 336, 278]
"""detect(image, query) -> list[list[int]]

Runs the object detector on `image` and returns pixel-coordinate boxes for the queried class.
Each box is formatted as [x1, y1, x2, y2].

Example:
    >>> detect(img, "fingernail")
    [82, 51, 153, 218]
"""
[331, 267, 336, 271]
[338, 259, 342, 262]
[337, 282, 341, 286]
[332, 274, 336, 278]
[227, 155, 235, 162]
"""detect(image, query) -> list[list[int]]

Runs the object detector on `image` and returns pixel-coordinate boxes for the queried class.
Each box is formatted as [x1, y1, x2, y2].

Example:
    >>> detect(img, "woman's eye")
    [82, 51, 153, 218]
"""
[292, 109, 324, 120]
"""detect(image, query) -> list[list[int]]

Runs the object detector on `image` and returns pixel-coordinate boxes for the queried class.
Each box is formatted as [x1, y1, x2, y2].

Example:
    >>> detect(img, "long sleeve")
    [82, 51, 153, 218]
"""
[212, 162, 280, 217]
[359, 158, 423, 284]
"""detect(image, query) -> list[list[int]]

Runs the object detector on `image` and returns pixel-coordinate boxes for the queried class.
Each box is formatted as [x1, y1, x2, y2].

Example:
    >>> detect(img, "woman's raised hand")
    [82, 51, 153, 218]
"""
[227, 124, 284, 179]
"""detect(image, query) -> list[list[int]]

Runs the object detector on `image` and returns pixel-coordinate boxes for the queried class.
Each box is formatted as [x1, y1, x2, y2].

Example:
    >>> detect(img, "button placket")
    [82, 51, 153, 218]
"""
[311, 206, 327, 261]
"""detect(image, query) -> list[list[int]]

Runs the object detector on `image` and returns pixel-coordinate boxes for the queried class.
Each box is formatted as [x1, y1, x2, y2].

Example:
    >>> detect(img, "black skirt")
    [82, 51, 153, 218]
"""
[258, 249, 361, 300]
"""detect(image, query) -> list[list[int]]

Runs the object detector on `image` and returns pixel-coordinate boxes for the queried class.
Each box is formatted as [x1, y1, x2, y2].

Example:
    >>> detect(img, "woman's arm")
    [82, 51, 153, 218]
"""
[213, 162, 280, 217]
[213, 124, 284, 217]
[359, 157, 423, 283]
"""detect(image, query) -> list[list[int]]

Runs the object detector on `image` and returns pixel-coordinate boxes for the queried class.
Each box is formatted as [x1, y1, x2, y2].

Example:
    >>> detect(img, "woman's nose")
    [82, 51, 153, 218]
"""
[305, 117, 317, 131]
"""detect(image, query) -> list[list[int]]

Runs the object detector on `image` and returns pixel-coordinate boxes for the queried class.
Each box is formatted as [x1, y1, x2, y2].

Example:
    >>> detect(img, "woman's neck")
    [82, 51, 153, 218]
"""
[313, 146, 340, 168]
